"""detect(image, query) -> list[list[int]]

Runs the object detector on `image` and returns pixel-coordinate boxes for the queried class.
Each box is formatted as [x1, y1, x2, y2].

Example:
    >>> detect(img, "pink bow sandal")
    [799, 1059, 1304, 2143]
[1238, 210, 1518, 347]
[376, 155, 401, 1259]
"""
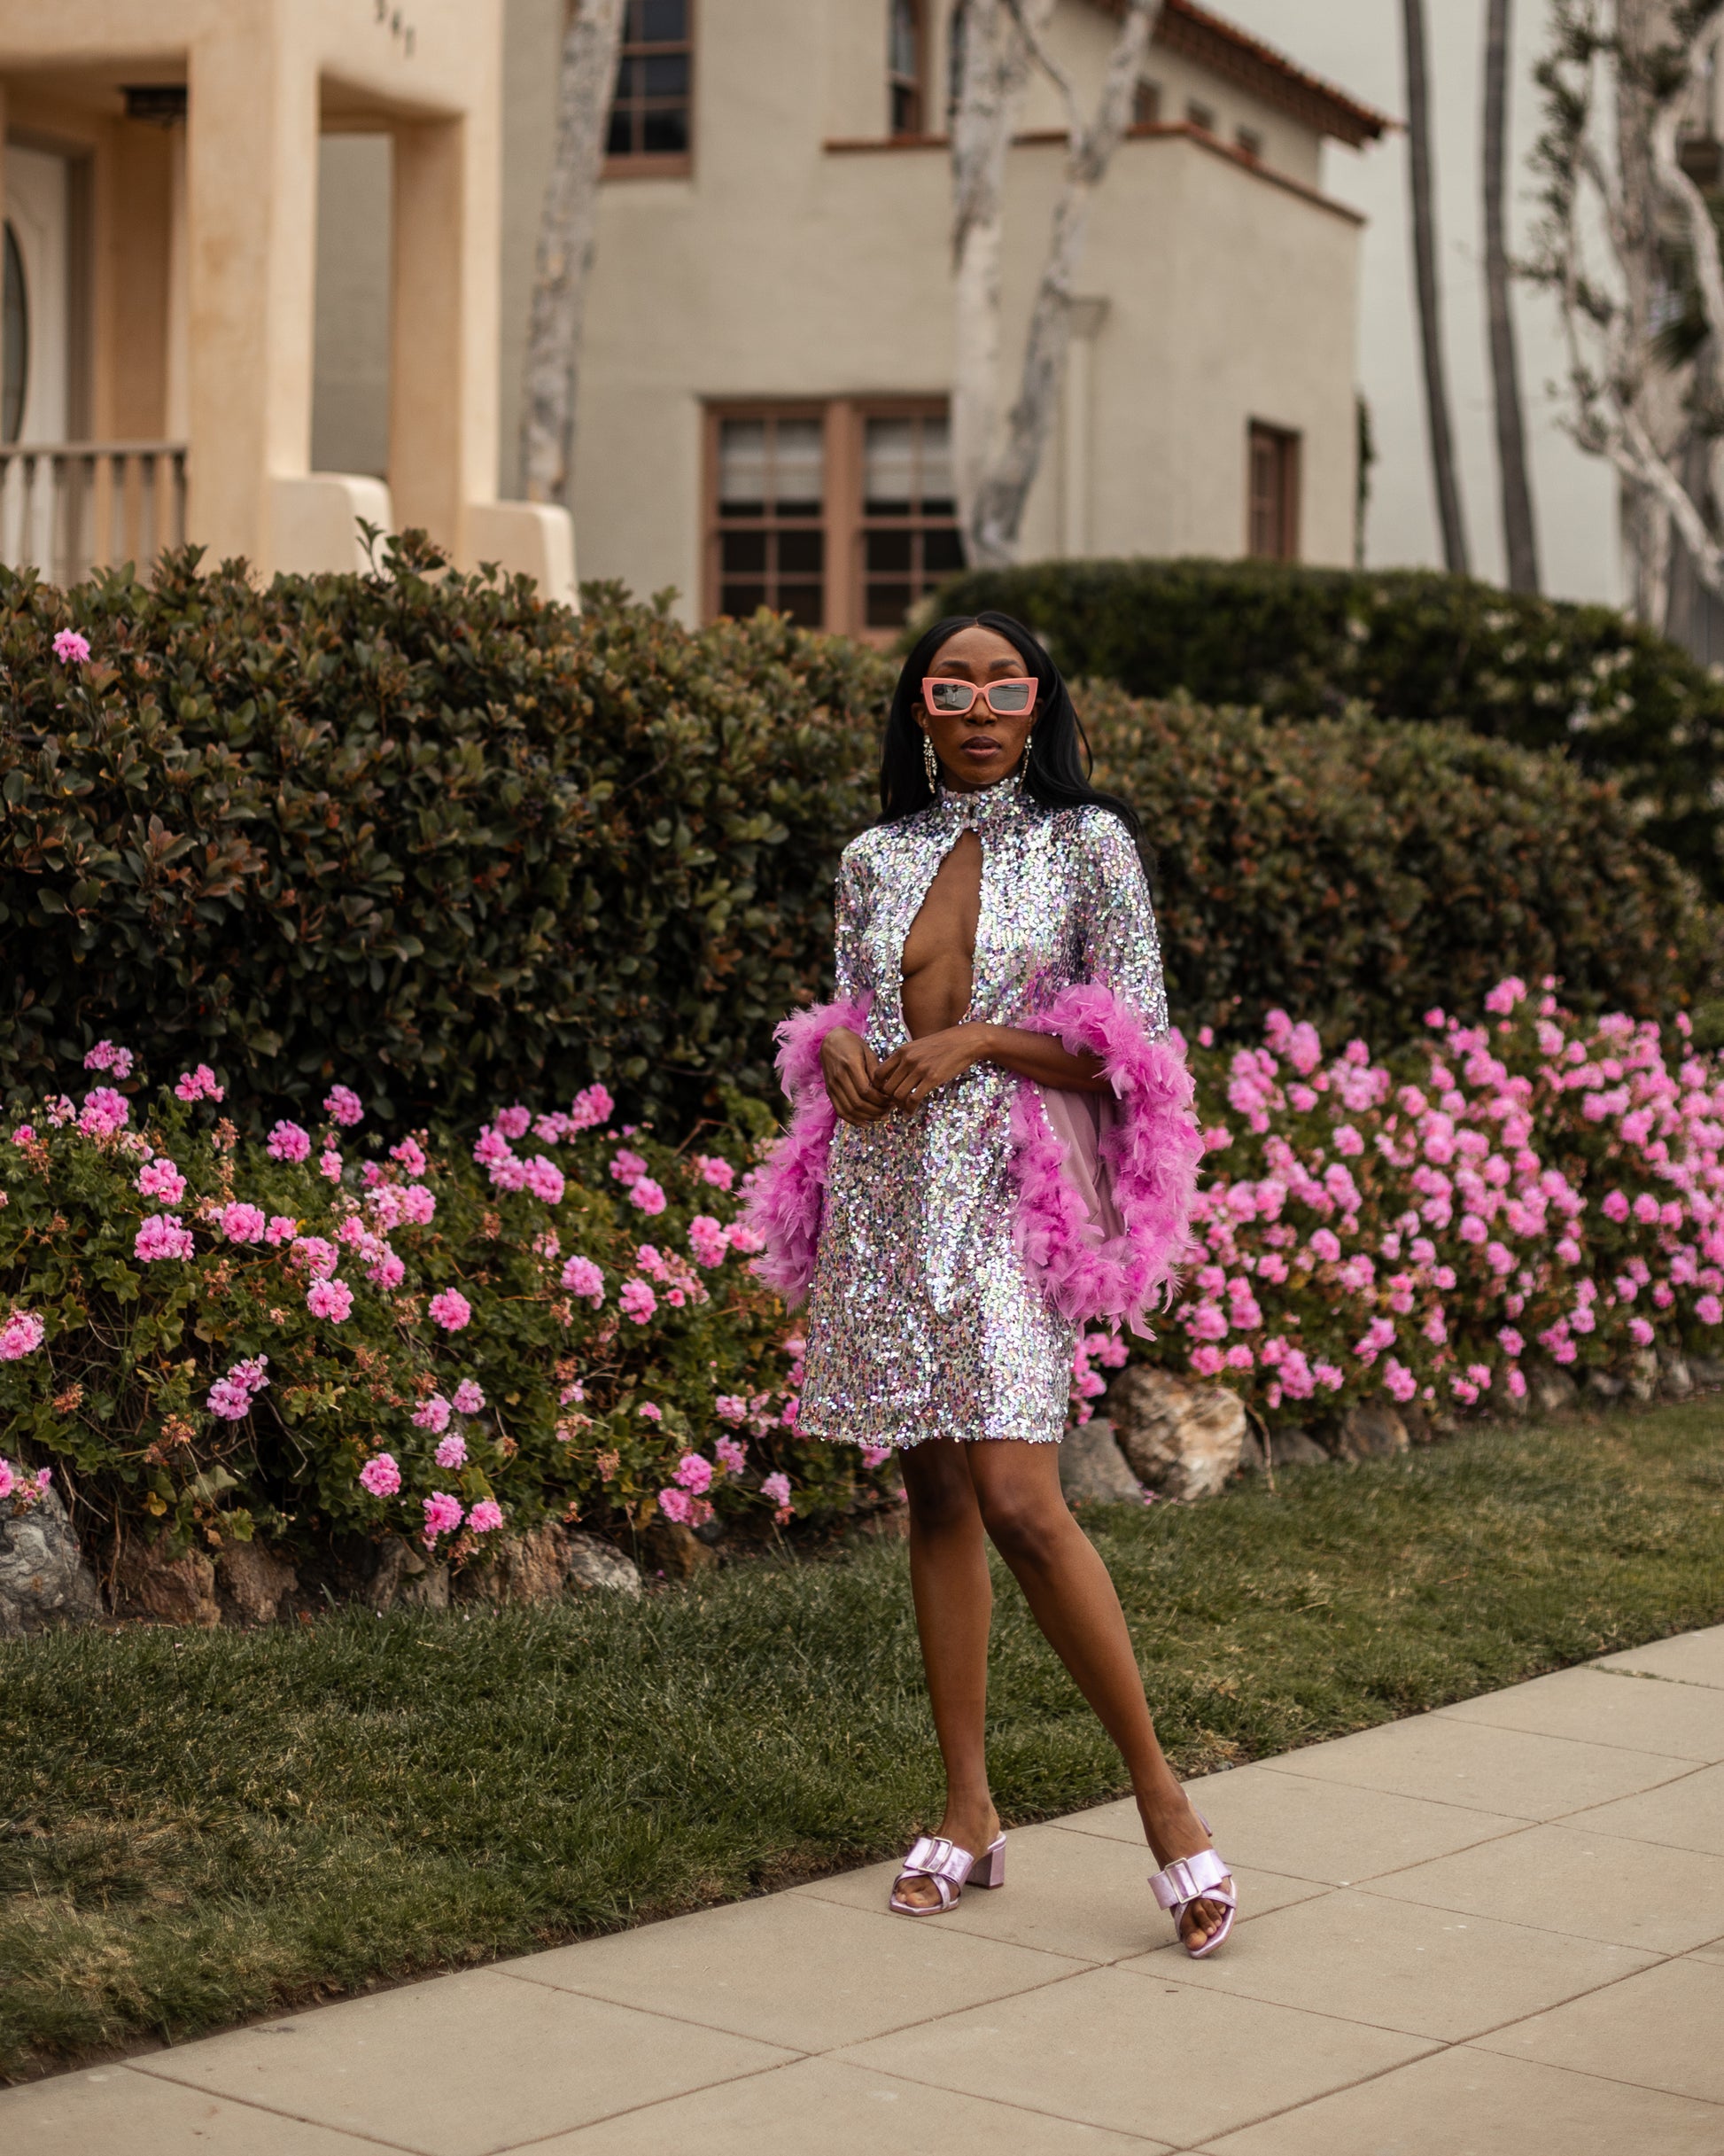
[1149, 1815, 1237, 1958]
[889, 1832, 1006, 1916]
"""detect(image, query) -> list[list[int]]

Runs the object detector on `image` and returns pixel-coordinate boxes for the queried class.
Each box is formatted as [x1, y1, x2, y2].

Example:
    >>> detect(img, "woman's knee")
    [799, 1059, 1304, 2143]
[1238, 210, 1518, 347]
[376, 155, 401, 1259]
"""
[976, 1486, 1069, 1570]
[901, 1444, 981, 1537]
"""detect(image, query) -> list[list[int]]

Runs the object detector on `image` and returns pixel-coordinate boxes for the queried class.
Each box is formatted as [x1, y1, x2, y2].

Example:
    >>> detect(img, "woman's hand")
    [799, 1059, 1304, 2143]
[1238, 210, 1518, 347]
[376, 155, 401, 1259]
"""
[874, 1024, 994, 1109]
[821, 1027, 895, 1125]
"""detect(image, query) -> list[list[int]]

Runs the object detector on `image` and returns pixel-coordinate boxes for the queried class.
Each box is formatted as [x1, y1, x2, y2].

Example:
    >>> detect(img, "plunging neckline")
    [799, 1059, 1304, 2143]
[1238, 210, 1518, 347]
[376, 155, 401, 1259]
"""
[896, 783, 1028, 1044]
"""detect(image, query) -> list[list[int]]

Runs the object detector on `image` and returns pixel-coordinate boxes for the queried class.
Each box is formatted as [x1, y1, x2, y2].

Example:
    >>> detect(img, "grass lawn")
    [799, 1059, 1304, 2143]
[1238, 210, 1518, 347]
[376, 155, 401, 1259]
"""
[4, 1398, 1723, 2082]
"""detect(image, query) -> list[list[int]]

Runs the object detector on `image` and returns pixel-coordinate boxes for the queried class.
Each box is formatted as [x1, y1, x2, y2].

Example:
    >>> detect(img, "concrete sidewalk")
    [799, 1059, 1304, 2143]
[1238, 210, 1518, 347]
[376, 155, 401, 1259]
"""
[8, 1628, 1724, 2156]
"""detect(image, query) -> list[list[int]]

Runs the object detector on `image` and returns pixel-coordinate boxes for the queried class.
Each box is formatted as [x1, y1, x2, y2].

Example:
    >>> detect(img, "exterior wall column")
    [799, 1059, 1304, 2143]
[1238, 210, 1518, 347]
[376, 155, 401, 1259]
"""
[1059, 297, 1108, 560]
[182, 1, 319, 570]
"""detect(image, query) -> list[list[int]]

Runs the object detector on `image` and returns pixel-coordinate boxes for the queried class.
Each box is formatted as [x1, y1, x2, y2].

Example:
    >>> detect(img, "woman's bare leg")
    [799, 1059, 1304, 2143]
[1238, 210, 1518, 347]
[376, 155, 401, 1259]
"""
[895, 1439, 1001, 1909]
[965, 1440, 1231, 1947]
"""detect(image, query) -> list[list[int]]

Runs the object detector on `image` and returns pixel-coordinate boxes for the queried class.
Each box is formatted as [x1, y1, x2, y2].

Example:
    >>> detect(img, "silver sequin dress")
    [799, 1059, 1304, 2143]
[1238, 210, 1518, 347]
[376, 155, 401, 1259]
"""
[797, 782, 1170, 1451]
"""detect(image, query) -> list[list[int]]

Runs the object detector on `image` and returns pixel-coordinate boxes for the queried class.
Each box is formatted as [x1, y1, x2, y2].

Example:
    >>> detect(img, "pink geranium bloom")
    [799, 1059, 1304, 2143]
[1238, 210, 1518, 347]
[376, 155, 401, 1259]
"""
[0, 1312, 46, 1360]
[53, 627, 91, 664]
[307, 1277, 354, 1321]
[629, 1177, 668, 1216]
[452, 1380, 485, 1414]
[561, 1256, 605, 1304]
[80, 1087, 129, 1138]
[672, 1452, 712, 1491]
[610, 1148, 648, 1183]
[434, 1432, 468, 1469]
[83, 1039, 133, 1077]
[493, 1107, 532, 1141]
[467, 1499, 503, 1535]
[136, 1214, 195, 1262]
[568, 1083, 614, 1131]
[760, 1471, 794, 1519]
[657, 1486, 696, 1526]
[413, 1395, 452, 1433]
[715, 1394, 747, 1423]
[427, 1288, 471, 1331]
[423, 1491, 463, 1538]
[695, 1154, 735, 1191]
[267, 1120, 311, 1164]
[220, 1202, 267, 1244]
[324, 1085, 364, 1126]
[359, 1453, 401, 1498]
[175, 1064, 225, 1103]
[714, 1435, 747, 1473]
[619, 1279, 657, 1325]
[137, 1157, 187, 1204]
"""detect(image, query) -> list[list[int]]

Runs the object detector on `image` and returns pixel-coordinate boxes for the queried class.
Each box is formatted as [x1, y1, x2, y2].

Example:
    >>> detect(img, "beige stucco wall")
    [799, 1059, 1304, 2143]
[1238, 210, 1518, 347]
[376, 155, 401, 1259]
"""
[565, 0, 1362, 618]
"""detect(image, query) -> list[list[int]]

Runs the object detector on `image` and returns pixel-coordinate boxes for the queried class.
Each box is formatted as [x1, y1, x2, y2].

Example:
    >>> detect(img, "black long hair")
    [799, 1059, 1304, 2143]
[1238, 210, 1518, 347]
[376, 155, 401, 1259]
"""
[879, 611, 1140, 842]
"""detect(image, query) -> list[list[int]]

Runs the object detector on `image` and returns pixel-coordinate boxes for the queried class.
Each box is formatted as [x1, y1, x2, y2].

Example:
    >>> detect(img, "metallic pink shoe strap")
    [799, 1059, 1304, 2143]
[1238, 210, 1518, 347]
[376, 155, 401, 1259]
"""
[899, 1835, 975, 1888]
[1149, 1848, 1233, 1911]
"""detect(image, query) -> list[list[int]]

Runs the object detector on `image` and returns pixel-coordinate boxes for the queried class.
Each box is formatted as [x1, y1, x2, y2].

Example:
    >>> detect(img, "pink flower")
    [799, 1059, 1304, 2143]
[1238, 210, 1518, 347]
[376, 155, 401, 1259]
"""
[136, 1214, 195, 1262]
[1332, 1125, 1363, 1156]
[861, 1442, 893, 1468]
[206, 1378, 252, 1420]
[1313, 1363, 1345, 1391]
[359, 1454, 401, 1498]
[1506, 1367, 1527, 1399]
[1457, 1214, 1487, 1246]
[52, 627, 90, 664]
[524, 1156, 566, 1204]
[137, 1157, 186, 1204]
[657, 1486, 696, 1526]
[610, 1148, 648, 1183]
[1383, 1358, 1417, 1403]
[569, 1083, 614, 1131]
[307, 1277, 354, 1321]
[1484, 977, 1526, 1016]
[0, 1312, 46, 1360]
[80, 1086, 129, 1138]
[324, 1085, 364, 1126]
[619, 1279, 657, 1325]
[695, 1154, 735, 1191]
[687, 1215, 729, 1268]
[560, 1256, 605, 1304]
[629, 1177, 667, 1216]
[398, 1184, 436, 1226]
[320, 1150, 343, 1182]
[672, 1452, 713, 1491]
[715, 1394, 747, 1423]
[1189, 1344, 1225, 1376]
[1309, 1228, 1341, 1265]
[1555, 1236, 1582, 1266]
[434, 1432, 467, 1469]
[1629, 1316, 1655, 1346]
[83, 1039, 133, 1077]
[427, 1288, 471, 1332]
[1600, 1188, 1631, 1222]
[265, 1215, 299, 1245]
[291, 1235, 338, 1280]
[220, 1202, 267, 1244]
[1497, 1327, 1525, 1357]
[413, 1395, 452, 1433]
[174, 1065, 224, 1104]
[1633, 1193, 1661, 1225]
[714, 1435, 747, 1473]
[423, 1491, 463, 1538]
[267, 1120, 311, 1164]
[760, 1471, 793, 1518]
[1485, 1241, 1513, 1276]
[494, 1106, 532, 1141]
[1697, 1294, 1723, 1326]
[638, 1400, 664, 1421]
[452, 1379, 485, 1414]
[467, 1498, 503, 1535]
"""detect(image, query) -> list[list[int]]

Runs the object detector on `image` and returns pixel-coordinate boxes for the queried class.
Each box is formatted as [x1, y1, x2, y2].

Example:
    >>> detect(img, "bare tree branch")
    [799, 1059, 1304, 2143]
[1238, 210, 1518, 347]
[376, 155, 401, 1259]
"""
[521, 0, 627, 508]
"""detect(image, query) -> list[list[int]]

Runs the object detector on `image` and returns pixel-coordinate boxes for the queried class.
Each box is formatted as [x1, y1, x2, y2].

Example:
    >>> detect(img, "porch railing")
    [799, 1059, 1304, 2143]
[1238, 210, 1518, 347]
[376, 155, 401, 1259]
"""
[0, 441, 189, 587]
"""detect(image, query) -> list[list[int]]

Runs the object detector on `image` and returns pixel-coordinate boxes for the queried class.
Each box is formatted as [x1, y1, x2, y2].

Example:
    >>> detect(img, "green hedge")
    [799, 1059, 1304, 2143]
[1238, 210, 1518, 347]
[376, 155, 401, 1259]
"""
[1083, 686, 1720, 1048]
[927, 558, 1724, 899]
[2, 555, 1716, 1127]
[0, 542, 881, 1131]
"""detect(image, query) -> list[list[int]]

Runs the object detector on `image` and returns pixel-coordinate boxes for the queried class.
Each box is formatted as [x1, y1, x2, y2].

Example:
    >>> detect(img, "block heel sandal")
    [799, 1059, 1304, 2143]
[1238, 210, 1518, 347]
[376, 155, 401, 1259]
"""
[889, 1833, 1006, 1916]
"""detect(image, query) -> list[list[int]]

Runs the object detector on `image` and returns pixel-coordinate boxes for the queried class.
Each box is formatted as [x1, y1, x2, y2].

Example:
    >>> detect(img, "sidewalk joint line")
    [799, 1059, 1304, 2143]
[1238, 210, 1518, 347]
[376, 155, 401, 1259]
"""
[122, 2061, 431, 2154]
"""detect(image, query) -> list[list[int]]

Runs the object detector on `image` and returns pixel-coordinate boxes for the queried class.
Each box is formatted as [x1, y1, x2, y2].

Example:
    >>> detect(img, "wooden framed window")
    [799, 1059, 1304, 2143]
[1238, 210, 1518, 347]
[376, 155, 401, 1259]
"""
[704, 400, 961, 636]
[711, 409, 827, 627]
[606, 0, 694, 175]
[1247, 421, 1301, 561]
[889, 0, 925, 136]
[1185, 98, 1216, 134]
[1132, 80, 1162, 128]
[858, 407, 962, 630]
[1235, 125, 1263, 160]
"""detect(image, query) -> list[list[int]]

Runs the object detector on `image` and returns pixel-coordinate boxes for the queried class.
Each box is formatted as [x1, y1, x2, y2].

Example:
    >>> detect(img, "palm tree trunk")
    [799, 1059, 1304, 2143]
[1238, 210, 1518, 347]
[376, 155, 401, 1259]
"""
[1402, 0, 1471, 575]
[1483, 0, 1540, 590]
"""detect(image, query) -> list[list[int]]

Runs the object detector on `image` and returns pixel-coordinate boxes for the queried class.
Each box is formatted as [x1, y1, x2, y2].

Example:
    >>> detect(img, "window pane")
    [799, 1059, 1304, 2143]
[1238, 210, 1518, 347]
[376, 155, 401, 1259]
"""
[772, 418, 825, 512]
[890, 0, 919, 80]
[614, 56, 638, 96]
[866, 581, 914, 628]
[865, 416, 917, 513]
[922, 526, 966, 576]
[719, 420, 768, 510]
[721, 582, 767, 616]
[641, 0, 687, 40]
[777, 528, 825, 575]
[643, 52, 688, 95]
[866, 529, 912, 573]
[606, 107, 634, 156]
[642, 106, 689, 154]
[781, 584, 825, 627]
[919, 417, 953, 511]
[721, 530, 766, 573]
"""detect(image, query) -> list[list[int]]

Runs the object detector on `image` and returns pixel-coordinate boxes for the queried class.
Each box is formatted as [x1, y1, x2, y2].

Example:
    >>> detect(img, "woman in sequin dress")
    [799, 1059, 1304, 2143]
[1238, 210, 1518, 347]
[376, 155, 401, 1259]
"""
[744, 613, 1236, 1955]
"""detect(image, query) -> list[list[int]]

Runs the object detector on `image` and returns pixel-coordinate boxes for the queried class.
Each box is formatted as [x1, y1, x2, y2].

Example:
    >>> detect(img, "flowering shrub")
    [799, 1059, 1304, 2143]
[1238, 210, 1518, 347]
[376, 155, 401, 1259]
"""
[0, 1050, 887, 1569]
[1140, 979, 1724, 1428]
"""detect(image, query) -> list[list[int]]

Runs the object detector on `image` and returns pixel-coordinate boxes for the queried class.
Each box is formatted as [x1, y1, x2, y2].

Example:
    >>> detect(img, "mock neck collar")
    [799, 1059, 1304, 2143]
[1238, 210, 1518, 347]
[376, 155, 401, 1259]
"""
[928, 776, 1030, 830]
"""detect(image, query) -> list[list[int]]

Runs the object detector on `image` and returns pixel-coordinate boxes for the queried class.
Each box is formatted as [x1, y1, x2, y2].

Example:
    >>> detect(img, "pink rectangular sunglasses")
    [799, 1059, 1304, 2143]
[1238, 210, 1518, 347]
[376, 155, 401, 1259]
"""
[922, 676, 1038, 716]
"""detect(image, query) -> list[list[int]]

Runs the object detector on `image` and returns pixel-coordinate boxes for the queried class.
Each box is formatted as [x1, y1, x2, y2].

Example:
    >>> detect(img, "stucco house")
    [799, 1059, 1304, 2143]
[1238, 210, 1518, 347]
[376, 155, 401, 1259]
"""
[0, 0, 571, 595]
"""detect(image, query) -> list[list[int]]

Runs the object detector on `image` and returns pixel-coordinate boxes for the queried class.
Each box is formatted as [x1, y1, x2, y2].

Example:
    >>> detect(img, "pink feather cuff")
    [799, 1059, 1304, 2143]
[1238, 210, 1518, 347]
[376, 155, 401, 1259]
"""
[741, 993, 874, 1304]
[1008, 985, 1202, 1331]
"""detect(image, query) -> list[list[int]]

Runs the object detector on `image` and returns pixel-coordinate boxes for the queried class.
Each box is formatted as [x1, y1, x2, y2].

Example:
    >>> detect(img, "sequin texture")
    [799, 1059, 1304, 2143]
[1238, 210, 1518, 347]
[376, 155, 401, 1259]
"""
[799, 782, 1168, 1450]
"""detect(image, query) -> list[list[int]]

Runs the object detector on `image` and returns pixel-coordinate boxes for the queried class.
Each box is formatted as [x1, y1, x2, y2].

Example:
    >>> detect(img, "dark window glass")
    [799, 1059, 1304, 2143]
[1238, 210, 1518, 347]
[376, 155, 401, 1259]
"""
[889, 0, 922, 136]
[1247, 422, 1301, 561]
[721, 530, 766, 573]
[2, 223, 27, 444]
[859, 411, 960, 631]
[610, 1, 693, 161]
[716, 416, 827, 625]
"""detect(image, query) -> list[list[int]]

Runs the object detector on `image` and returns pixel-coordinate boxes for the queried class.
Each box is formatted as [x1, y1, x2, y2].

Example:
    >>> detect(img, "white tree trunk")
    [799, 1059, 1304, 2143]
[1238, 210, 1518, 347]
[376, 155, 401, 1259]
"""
[950, 0, 1043, 557]
[520, 0, 627, 507]
[959, 0, 1162, 565]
